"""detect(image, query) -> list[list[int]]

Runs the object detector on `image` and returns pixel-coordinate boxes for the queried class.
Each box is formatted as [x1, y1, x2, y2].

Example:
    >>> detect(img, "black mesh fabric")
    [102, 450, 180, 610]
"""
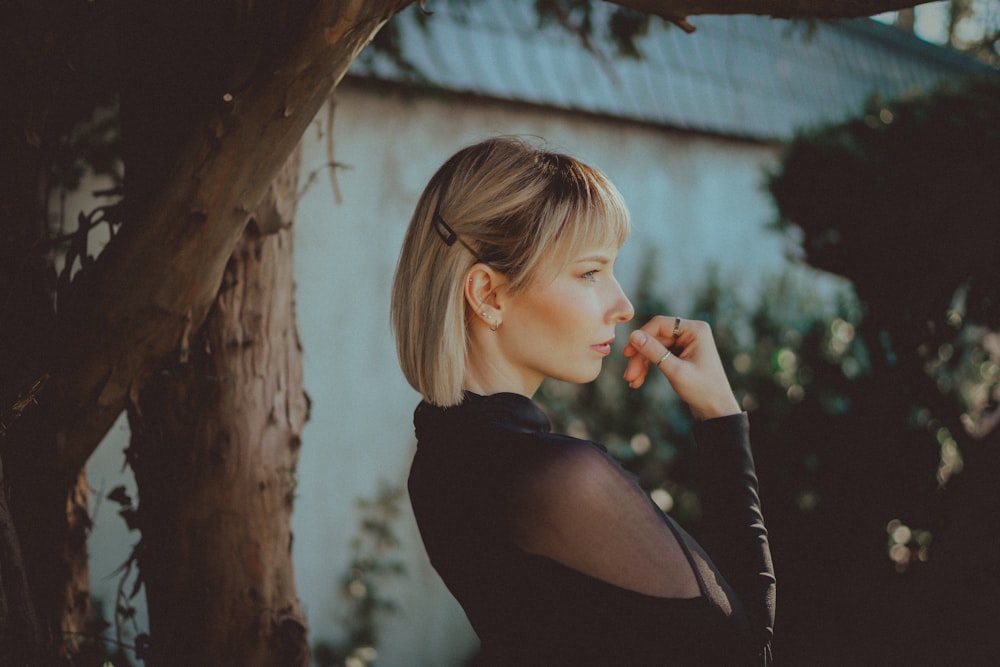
[408, 392, 775, 666]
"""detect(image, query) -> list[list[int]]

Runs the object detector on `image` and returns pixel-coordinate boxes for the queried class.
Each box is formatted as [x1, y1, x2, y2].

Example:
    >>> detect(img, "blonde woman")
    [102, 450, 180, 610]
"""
[392, 137, 775, 666]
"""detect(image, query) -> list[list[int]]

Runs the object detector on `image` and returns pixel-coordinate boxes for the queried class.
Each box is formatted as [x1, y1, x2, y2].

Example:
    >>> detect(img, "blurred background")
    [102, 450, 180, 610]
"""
[18, 0, 999, 664]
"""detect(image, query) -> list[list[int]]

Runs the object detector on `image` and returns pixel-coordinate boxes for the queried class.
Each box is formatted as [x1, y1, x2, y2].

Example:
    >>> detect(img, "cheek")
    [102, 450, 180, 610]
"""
[505, 281, 593, 346]
[513, 310, 566, 346]
[530, 299, 581, 338]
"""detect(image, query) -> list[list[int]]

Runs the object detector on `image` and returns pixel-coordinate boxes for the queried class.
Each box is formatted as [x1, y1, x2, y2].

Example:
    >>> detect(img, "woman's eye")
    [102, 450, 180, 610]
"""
[581, 270, 598, 282]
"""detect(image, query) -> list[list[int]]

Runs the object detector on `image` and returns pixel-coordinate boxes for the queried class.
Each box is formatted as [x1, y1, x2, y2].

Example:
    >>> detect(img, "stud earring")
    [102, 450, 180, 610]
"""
[480, 310, 499, 332]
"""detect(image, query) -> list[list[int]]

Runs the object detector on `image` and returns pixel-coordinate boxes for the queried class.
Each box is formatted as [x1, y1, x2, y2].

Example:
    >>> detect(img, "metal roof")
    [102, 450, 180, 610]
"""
[349, 2, 995, 142]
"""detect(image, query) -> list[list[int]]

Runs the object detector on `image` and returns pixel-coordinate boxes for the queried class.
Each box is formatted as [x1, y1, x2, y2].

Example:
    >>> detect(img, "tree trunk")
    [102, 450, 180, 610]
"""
[127, 150, 310, 666]
[0, 2, 400, 661]
[0, 453, 44, 666]
[0, 443, 92, 664]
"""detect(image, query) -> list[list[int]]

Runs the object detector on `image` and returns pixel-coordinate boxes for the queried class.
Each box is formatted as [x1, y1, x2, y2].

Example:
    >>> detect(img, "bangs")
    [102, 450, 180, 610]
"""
[559, 170, 631, 256]
[509, 162, 631, 289]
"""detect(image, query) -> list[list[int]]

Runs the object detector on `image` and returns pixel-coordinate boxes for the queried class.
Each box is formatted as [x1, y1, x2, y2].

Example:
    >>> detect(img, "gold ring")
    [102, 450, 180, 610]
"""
[672, 317, 682, 339]
[656, 350, 672, 367]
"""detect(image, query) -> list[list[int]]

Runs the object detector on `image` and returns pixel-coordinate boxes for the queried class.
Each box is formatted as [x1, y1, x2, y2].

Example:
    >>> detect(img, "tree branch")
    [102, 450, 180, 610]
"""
[603, 0, 933, 29]
[45, 0, 413, 474]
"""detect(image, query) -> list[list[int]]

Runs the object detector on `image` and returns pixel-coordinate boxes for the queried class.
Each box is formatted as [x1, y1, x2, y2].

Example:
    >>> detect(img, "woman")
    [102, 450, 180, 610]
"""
[392, 137, 775, 665]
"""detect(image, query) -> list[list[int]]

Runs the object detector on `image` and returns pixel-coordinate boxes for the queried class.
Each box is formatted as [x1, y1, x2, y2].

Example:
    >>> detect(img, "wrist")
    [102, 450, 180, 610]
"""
[692, 396, 741, 421]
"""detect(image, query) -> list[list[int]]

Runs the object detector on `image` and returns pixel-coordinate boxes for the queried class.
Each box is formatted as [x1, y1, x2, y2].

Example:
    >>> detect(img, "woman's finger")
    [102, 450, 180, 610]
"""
[623, 317, 741, 419]
[623, 329, 675, 388]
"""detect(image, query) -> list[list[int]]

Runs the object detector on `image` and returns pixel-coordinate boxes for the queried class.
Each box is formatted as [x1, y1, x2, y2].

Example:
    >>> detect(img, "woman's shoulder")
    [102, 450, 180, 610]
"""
[512, 432, 623, 490]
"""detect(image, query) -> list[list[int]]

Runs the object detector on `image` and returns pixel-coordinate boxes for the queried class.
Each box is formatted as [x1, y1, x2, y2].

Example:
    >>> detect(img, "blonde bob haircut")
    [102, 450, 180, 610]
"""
[391, 136, 630, 407]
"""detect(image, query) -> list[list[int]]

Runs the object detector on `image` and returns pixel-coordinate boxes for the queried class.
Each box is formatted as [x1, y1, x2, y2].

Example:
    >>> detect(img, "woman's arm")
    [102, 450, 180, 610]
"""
[508, 438, 701, 600]
[623, 316, 776, 651]
[695, 413, 776, 652]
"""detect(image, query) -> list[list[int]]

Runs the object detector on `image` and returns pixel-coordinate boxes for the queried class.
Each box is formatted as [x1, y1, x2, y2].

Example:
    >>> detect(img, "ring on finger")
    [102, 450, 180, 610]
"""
[656, 350, 672, 367]
[672, 317, 682, 339]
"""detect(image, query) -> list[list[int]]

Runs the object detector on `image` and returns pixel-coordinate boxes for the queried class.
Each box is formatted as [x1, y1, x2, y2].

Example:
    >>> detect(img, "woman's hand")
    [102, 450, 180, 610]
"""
[622, 316, 741, 421]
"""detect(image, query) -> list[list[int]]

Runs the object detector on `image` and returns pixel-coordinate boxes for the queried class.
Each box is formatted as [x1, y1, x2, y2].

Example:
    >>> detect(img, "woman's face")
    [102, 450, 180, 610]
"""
[493, 240, 635, 395]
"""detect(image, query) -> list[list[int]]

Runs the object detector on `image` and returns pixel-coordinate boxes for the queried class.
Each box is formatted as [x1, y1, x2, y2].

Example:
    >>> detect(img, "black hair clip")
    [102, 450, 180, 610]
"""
[432, 211, 487, 264]
[432, 212, 458, 246]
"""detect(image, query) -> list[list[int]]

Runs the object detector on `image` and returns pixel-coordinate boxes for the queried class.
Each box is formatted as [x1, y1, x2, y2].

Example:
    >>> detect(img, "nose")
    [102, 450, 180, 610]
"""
[608, 279, 634, 324]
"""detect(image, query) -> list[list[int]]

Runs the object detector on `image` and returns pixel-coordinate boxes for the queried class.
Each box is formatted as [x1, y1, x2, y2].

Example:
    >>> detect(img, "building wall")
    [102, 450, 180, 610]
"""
[86, 81, 833, 666]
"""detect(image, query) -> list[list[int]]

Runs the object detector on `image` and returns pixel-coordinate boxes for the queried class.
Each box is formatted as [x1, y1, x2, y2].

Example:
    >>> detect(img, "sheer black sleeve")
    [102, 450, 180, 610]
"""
[507, 436, 701, 600]
[695, 413, 776, 657]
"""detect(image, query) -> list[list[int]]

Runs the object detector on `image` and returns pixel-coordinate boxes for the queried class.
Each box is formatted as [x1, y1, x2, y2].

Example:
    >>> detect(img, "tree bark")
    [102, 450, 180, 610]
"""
[1, 3, 401, 655]
[0, 453, 44, 666]
[39, 0, 407, 479]
[127, 148, 310, 666]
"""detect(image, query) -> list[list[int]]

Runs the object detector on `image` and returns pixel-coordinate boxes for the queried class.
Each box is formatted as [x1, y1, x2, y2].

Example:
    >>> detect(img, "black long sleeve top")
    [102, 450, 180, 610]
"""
[408, 391, 775, 666]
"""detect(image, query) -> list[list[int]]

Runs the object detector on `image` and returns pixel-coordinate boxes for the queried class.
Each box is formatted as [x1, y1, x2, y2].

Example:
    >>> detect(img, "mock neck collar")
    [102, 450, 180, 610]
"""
[414, 391, 551, 441]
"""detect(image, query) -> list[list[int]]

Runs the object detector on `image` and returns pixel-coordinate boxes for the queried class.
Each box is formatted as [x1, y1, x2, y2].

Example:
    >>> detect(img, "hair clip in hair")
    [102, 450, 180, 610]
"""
[432, 212, 459, 246]
[432, 211, 489, 264]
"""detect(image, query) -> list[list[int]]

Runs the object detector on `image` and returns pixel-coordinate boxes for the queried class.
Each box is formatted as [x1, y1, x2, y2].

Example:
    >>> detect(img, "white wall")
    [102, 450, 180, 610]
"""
[86, 81, 826, 666]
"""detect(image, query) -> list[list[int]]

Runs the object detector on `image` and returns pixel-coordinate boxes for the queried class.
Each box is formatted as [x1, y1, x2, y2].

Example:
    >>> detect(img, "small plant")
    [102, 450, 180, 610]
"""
[313, 481, 407, 667]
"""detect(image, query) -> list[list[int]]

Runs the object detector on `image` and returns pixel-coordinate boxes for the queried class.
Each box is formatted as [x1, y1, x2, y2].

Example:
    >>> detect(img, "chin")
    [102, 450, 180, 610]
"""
[561, 367, 603, 385]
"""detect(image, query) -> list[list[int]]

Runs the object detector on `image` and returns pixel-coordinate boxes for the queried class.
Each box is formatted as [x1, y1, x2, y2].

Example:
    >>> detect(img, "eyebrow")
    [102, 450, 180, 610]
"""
[571, 254, 613, 265]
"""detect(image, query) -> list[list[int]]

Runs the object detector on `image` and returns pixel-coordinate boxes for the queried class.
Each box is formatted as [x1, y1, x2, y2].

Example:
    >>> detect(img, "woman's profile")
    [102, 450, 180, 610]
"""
[391, 137, 775, 665]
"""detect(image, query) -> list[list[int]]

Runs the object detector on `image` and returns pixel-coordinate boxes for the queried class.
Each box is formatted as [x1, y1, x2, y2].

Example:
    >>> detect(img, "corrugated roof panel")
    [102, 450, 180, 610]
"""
[488, 3, 557, 103]
[642, 58, 677, 126]
[655, 29, 705, 129]
[621, 55, 660, 121]
[587, 56, 625, 118]
[351, 3, 996, 141]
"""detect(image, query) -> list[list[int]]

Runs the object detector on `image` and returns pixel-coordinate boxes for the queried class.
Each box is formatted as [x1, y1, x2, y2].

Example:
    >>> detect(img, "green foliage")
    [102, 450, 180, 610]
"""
[532, 0, 653, 58]
[101, 486, 147, 666]
[314, 482, 407, 667]
[768, 76, 1000, 331]
[767, 73, 1000, 508]
[66, 597, 142, 667]
[763, 74, 1000, 663]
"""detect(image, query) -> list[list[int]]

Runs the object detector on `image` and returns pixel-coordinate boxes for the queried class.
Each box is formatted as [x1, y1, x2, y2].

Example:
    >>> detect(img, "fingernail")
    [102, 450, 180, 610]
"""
[631, 330, 647, 346]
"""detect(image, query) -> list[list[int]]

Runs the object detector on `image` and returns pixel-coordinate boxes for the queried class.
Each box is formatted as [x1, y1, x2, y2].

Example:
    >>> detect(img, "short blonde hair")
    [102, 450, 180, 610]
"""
[390, 137, 630, 406]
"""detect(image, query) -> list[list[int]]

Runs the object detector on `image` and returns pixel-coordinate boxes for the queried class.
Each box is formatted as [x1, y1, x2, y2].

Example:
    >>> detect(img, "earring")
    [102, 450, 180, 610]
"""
[480, 310, 499, 332]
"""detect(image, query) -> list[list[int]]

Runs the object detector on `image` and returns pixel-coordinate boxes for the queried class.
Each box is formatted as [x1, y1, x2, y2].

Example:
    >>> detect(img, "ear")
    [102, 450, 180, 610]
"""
[464, 263, 507, 328]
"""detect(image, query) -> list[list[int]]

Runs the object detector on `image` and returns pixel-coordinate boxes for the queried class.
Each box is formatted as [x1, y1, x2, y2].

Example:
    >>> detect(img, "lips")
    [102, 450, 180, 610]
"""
[591, 338, 615, 356]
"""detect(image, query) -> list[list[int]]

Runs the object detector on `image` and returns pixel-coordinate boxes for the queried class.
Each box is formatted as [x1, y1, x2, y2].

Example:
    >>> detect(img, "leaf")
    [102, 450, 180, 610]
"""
[107, 485, 132, 507]
[129, 570, 144, 599]
[119, 507, 140, 531]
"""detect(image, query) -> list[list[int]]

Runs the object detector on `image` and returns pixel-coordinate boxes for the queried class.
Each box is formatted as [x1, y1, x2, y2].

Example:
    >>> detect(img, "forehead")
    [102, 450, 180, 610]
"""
[568, 243, 620, 263]
[535, 237, 623, 280]
[559, 209, 627, 259]
[507, 174, 630, 290]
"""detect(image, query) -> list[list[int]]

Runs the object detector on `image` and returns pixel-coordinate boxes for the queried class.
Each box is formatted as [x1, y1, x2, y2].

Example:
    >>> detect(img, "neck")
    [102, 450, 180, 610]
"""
[464, 335, 541, 398]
